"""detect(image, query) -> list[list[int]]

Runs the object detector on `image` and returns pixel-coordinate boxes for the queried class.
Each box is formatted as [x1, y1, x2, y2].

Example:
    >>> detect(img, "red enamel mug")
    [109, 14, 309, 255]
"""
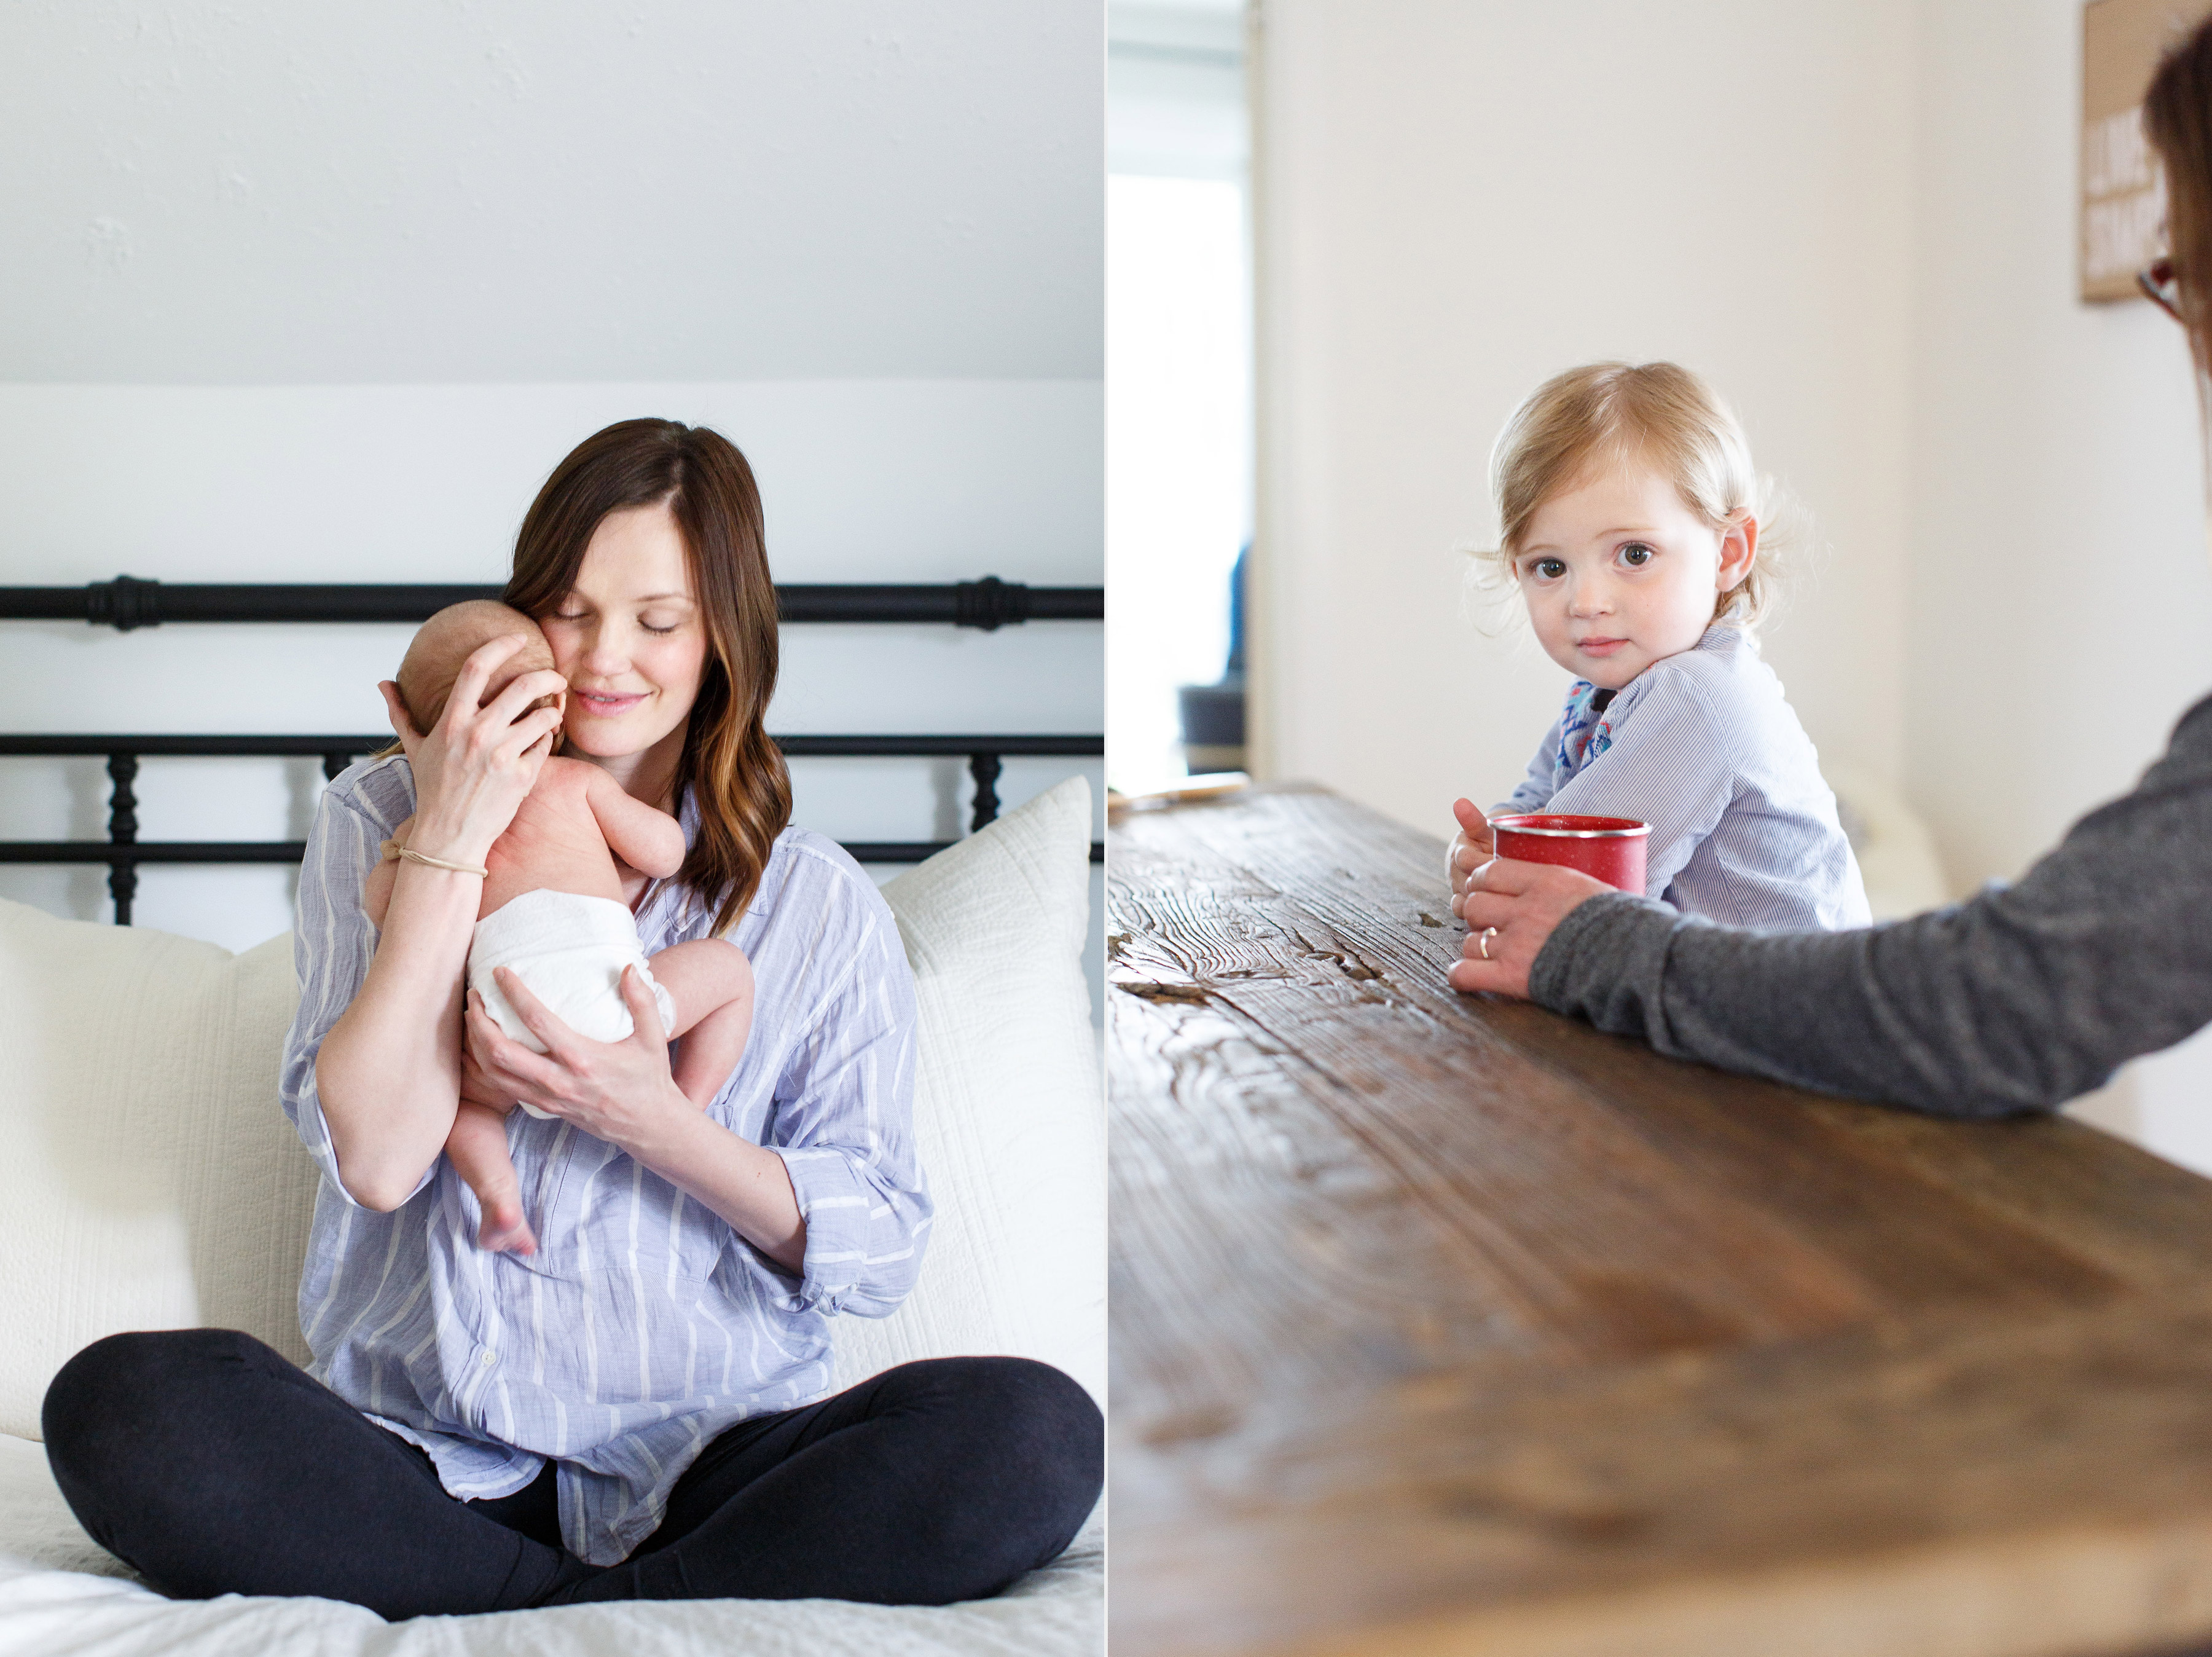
[1489, 814, 1650, 894]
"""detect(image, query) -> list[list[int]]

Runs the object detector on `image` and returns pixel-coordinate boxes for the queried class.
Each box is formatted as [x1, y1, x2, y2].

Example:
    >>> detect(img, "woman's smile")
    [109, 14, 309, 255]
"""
[573, 687, 650, 719]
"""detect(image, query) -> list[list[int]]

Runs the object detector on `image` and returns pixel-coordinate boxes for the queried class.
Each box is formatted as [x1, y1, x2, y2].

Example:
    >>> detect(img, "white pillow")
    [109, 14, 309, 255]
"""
[0, 775, 1104, 1437]
[839, 776, 1105, 1404]
[0, 908, 316, 1439]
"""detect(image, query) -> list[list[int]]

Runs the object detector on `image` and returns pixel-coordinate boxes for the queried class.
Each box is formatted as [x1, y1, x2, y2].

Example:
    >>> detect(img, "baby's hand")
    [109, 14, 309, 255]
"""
[1446, 798, 1496, 919]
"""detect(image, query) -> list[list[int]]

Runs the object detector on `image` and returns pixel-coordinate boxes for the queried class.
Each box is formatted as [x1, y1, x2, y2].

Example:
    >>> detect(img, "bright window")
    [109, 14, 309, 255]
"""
[1106, 2, 1251, 797]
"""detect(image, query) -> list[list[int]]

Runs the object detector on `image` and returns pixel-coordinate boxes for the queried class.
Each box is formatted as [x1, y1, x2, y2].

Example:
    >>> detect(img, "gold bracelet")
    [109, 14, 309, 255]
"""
[396, 846, 488, 878]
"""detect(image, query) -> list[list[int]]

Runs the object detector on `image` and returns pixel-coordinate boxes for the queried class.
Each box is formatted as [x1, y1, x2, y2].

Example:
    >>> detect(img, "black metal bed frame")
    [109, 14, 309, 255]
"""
[0, 574, 1097, 634]
[0, 577, 1104, 924]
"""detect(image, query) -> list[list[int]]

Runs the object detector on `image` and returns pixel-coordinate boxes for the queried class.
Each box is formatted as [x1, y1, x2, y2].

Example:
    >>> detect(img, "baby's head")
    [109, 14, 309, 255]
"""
[1481, 362, 1787, 689]
[394, 601, 562, 736]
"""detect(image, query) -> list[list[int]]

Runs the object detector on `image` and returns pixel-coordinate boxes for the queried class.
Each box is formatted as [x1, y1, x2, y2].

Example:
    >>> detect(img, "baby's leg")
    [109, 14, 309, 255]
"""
[647, 939, 757, 1111]
[444, 1102, 537, 1255]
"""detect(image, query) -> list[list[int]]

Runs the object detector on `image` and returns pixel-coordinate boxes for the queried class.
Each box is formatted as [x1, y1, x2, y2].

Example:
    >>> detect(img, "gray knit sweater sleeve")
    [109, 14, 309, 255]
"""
[1526, 691, 2212, 1119]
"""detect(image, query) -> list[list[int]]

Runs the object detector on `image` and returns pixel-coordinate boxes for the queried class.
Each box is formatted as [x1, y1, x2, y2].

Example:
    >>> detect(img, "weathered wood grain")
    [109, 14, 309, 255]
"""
[1108, 784, 2212, 1657]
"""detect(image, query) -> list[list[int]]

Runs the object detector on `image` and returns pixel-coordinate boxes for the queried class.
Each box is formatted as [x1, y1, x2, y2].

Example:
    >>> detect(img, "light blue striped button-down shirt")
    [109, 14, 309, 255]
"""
[279, 755, 930, 1565]
[1502, 626, 1870, 931]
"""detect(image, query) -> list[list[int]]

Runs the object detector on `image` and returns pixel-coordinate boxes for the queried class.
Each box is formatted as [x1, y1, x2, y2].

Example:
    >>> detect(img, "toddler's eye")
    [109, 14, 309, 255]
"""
[1618, 542, 1655, 568]
[1528, 557, 1566, 581]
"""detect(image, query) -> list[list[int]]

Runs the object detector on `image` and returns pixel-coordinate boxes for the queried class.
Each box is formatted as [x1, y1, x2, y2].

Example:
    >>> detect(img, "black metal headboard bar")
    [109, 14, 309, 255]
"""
[0, 732, 1104, 923]
[0, 577, 1104, 923]
[0, 575, 1102, 632]
[0, 734, 1104, 760]
[0, 840, 1006, 871]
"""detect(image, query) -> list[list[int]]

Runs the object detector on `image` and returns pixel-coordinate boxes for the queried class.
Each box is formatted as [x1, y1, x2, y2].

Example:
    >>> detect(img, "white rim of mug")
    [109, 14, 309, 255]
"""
[1492, 817, 1652, 840]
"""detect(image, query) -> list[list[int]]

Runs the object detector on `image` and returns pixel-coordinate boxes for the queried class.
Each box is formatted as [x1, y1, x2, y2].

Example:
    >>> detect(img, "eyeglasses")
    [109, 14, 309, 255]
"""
[2140, 255, 2184, 321]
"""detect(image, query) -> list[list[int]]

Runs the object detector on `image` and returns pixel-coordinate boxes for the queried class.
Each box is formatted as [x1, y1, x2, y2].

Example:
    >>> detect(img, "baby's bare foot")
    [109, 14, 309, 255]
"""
[477, 1192, 537, 1256]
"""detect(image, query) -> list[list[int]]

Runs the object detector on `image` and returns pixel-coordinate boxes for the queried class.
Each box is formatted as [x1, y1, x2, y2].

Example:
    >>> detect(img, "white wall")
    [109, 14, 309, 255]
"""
[1250, 0, 2212, 1167]
[2, 1, 1102, 382]
[1908, 0, 2212, 1166]
[1252, 0, 1916, 838]
[0, 4, 1105, 1017]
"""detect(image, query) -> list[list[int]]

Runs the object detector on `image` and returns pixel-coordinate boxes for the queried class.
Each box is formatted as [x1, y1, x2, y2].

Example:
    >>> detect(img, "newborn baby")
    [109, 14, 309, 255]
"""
[363, 601, 755, 1255]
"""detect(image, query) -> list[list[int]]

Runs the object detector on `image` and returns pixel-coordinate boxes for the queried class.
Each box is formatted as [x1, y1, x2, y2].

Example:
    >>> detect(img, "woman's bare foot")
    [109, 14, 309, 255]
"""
[476, 1190, 538, 1256]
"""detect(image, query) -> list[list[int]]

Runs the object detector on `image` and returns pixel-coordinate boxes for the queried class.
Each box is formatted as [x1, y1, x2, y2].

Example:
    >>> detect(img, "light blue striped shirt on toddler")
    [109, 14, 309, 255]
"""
[279, 755, 930, 1565]
[1502, 625, 1870, 930]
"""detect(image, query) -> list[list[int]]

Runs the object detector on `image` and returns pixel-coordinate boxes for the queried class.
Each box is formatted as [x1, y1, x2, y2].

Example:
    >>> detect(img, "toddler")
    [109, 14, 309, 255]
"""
[1448, 362, 1869, 931]
[363, 602, 756, 1255]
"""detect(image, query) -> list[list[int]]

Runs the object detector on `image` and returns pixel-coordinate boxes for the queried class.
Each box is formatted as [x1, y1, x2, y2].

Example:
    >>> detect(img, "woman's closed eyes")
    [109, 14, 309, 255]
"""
[550, 608, 683, 636]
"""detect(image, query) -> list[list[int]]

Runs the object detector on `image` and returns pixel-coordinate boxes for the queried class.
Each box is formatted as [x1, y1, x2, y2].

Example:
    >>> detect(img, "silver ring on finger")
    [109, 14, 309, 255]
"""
[1479, 926, 1499, 961]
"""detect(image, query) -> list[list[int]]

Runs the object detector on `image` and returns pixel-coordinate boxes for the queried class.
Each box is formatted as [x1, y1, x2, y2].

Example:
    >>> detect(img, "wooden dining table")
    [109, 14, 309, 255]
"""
[1108, 782, 2212, 1657]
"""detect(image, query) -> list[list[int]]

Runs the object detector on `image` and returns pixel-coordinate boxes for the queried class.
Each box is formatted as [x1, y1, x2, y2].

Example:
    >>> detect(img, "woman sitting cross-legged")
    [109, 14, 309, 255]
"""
[37, 418, 1102, 1619]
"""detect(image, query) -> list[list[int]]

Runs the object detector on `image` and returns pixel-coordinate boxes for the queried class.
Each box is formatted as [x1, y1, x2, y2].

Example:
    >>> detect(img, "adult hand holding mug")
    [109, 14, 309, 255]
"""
[1448, 856, 1613, 998]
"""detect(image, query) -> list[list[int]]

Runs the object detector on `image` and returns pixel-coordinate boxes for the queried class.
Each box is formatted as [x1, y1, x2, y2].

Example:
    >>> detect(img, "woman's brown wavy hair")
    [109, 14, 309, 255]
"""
[2149, 17, 2212, 433]
[504, 419, 790, 937]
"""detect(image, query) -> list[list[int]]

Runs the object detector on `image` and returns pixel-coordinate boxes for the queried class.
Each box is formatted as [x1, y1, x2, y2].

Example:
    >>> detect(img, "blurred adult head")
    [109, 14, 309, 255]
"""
[2147, 18, 2212, 378]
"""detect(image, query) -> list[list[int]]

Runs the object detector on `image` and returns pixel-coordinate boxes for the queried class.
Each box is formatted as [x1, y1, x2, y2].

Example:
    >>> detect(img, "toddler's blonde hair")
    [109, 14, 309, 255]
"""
[1480, 361, 1790, 628]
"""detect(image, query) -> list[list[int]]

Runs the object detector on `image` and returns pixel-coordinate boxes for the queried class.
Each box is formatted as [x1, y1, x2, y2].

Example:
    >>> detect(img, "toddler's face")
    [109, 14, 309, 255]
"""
[1512, 465, 1752, 691]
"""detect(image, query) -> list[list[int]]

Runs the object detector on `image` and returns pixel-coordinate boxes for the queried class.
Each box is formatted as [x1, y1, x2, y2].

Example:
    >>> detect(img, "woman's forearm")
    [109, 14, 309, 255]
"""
[1531, 693, 2212, 1117]
[315, 863, 482, 1208]
[630, 1101, 807, 1273]
[316, 650, 562, 1210]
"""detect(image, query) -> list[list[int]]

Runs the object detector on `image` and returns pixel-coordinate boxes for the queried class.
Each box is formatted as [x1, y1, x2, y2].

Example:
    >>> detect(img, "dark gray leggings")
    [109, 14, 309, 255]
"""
[41, 1328, 1100, 1621]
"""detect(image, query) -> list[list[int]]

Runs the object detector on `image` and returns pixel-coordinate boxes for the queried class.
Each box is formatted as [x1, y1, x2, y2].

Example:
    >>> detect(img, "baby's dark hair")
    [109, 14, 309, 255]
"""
[394, 601, 559, 734]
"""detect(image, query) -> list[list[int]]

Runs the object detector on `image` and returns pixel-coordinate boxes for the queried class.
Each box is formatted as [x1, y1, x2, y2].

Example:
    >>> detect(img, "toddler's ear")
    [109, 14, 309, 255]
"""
[1717, 514, 1760, 590]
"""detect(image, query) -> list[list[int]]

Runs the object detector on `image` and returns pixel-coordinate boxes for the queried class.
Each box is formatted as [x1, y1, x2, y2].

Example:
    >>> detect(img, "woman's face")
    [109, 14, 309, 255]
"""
[539, 502, 711, 766]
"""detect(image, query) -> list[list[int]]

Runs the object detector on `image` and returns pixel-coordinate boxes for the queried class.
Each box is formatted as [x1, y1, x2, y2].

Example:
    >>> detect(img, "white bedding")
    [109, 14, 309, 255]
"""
[0, 1434, 1103, 1657]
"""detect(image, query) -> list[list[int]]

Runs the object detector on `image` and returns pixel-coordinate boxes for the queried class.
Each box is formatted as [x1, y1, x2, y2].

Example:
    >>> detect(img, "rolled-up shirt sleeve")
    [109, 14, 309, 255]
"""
[763, 895, 930, 1318]
[279, 764, 431, 1207]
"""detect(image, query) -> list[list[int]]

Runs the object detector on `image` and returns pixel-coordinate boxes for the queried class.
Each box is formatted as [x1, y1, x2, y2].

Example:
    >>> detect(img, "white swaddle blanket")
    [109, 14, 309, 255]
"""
[468, 889, 677, 1121]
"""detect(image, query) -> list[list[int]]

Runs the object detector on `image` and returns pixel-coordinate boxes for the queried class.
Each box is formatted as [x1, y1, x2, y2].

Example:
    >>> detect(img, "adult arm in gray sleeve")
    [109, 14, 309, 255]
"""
[1526, 691, 2212, 1119]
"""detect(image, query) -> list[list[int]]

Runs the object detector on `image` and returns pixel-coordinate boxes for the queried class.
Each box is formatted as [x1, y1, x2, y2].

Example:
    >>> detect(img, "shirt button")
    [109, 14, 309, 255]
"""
[479, 1350, 496, 1367]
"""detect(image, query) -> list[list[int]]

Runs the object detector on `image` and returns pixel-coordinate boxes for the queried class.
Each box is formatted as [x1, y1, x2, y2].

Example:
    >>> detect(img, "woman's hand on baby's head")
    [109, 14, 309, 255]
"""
[1446, 798, 1497, 918]
[398, 636, 569, 863]
[449, 636, 568, 750]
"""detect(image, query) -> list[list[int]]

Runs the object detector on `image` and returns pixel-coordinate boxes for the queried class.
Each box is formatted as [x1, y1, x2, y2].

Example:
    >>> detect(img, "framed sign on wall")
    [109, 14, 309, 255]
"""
[2082, 0, 2212, 301]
